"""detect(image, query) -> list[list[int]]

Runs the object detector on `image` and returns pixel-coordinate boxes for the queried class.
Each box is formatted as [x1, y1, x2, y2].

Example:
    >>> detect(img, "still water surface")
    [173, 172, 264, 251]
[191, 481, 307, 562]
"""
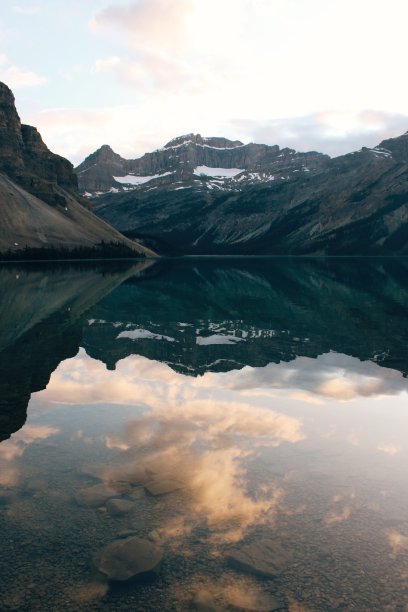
[0, 258, 407, 611]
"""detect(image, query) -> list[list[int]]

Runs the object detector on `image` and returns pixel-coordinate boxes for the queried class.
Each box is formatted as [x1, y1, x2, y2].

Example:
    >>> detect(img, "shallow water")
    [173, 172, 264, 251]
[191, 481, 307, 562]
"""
[0, 258, 407, 611]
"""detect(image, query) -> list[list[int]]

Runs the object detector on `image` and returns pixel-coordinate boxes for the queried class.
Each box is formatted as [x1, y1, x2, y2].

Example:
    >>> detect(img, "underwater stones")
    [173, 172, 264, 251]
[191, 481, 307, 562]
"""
[106, 498, 135, 516]
[74, 483, 119, 507]
[144, 478, 184, 496]
[94, 537, 162, 581]
[226, 539, 292, 578]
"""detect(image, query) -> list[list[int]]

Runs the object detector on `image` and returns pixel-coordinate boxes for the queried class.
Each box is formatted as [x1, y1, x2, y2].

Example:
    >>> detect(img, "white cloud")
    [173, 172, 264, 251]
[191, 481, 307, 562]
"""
[0, 57, 47, 89]
[27, 101, 408, 166]
[229, 111, 408, 157]
[377, 443, 401, 456]
[9, 0, 408, 161]
[220, 352, 408, 402]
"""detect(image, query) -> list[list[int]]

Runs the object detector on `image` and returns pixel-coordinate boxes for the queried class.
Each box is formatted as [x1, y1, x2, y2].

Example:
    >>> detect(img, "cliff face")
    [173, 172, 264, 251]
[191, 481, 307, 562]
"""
[0, 81, 155, 258]
[75, 133, 329, 193]
[0, 82, 78, 204]
[0, 82, 24, 174]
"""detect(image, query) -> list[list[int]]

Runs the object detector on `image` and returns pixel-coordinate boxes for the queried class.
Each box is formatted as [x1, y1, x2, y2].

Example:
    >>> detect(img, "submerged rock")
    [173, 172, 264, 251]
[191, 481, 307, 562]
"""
[74, 484, 119, 507]
[144, 478, 184, 496]
[94, 537, 162, 581]
[226, 539, 292, 578]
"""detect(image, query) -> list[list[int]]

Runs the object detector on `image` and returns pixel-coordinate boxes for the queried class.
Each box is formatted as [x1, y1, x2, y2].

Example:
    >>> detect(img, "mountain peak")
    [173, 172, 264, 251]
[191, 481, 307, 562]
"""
[76, 144, 125, 171]
[163, 133, 244, 149]
[93, 144, 120, 159]
[378, 131, 408, 162]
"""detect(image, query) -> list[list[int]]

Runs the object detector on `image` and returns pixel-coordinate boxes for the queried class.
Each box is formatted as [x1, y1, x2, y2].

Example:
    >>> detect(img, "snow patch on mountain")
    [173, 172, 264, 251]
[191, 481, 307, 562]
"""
[113, 171, 174, 185]
[194, 166, 244, 178]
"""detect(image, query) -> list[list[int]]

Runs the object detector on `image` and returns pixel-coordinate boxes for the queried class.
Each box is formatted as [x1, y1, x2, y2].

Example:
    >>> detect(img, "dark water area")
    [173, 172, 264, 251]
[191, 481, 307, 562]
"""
[0, 257, 407, 611]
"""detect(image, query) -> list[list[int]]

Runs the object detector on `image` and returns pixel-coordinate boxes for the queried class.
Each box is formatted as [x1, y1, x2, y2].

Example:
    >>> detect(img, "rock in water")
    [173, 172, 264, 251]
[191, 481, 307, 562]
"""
[94, 537, 162, 581]
[144, 478, 184, 496]
[227, 539, 292, 578]
[74, 484, 119, 507]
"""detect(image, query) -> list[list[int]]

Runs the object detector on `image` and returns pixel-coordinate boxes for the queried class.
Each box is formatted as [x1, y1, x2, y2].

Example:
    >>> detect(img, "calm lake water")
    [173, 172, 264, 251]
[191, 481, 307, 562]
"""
[0, 258, 407, 611]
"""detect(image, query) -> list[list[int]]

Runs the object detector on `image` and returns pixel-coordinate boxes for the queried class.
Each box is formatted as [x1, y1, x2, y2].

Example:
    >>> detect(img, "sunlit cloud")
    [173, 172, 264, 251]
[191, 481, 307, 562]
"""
[0, 59, 47, 89]
[377, 443, 401, 456]
[230, 110, 408, 157]
[324, 506, 351, 525]
[38, 349, 303, 543]
[386, 529, 408, 557]
[1, 0, 408, 161]
[221, 352, 408, 402]
[0, 424, 59, 487]
[171, 574, 278, 611]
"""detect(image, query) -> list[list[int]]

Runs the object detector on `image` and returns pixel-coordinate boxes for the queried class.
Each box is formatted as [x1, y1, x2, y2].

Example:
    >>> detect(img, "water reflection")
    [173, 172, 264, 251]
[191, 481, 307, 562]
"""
[0, 261, 152, 440]
[0, 258, 408, 610]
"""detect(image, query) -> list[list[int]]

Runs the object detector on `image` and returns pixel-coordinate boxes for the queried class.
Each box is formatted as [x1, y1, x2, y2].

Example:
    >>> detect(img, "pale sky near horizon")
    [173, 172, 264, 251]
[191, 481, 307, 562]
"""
[1, 0, 408, 165]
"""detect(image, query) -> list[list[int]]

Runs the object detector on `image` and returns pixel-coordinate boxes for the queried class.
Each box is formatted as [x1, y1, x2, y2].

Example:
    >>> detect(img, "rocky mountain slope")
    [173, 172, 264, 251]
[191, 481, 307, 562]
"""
[76, 133, 328, 195]
[78, 132, 408, 255]
[0, 81, 154, 259]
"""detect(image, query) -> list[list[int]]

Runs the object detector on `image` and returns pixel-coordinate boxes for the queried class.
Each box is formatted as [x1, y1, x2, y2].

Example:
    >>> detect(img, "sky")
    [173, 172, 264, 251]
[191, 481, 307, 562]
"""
[1, 0, 408, 165]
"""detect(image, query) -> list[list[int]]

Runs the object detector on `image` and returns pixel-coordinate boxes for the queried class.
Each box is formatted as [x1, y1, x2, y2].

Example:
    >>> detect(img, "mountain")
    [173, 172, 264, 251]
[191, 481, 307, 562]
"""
[0, 82, 155, 259]
[75, 133, 329, 195]
[77, 133, 408, 255]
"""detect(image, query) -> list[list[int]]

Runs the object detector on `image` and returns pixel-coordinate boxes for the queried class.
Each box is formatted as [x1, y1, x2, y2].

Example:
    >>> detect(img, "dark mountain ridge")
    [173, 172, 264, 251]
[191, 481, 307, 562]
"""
[77, 131, 408, 255]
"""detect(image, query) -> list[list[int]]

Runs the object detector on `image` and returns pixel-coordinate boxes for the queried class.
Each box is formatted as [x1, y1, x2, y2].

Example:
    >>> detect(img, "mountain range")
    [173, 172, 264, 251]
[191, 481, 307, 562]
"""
[0, 81, 153, 259]
[76, 132, 408, 255]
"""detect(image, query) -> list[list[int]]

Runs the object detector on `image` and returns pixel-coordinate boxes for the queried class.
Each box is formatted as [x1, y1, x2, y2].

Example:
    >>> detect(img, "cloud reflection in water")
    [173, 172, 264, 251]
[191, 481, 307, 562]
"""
[30, 348, 408, 546]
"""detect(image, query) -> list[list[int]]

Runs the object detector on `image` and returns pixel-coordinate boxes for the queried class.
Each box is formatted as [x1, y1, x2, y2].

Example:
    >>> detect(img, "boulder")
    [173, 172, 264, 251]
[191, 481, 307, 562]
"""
[144, 478, 184, 496]
[74, 484, 119, 507]
[227, 539, 292, 578]
[94, 537, 162, 581]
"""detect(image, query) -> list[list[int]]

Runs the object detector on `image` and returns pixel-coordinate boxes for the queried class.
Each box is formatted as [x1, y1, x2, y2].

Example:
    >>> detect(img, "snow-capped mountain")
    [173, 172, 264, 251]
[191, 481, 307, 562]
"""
[75, 131, 408, 256]
[75, 133, 329, 195]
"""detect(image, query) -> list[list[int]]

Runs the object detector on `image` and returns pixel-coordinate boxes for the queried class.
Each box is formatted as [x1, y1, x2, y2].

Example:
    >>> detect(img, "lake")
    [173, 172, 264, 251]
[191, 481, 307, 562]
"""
[0, 257, 407, 611]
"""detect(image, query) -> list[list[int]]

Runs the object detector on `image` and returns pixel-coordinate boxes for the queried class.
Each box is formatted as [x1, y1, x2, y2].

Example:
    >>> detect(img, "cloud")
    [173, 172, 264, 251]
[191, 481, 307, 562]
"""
[0, 424, 59, 487]
[324, 506, 351, 525]
[386, 529, 408, 557]
[38, 349, 303, 543]
[221, 352, 408, 402]
[90, 0, 194, 92]
[377, 443, 401, 456]
[229, 110, 408, 157]
[0, 57, 47, 89]
[28, 100, 408, 167]
[90, 0, 193, 54]
[172, 574, 279, 611]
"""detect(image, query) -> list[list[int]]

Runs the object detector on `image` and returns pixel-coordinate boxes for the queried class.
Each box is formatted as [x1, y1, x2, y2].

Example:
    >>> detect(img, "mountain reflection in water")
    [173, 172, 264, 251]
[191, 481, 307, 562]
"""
[0, 258, 407, 611]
